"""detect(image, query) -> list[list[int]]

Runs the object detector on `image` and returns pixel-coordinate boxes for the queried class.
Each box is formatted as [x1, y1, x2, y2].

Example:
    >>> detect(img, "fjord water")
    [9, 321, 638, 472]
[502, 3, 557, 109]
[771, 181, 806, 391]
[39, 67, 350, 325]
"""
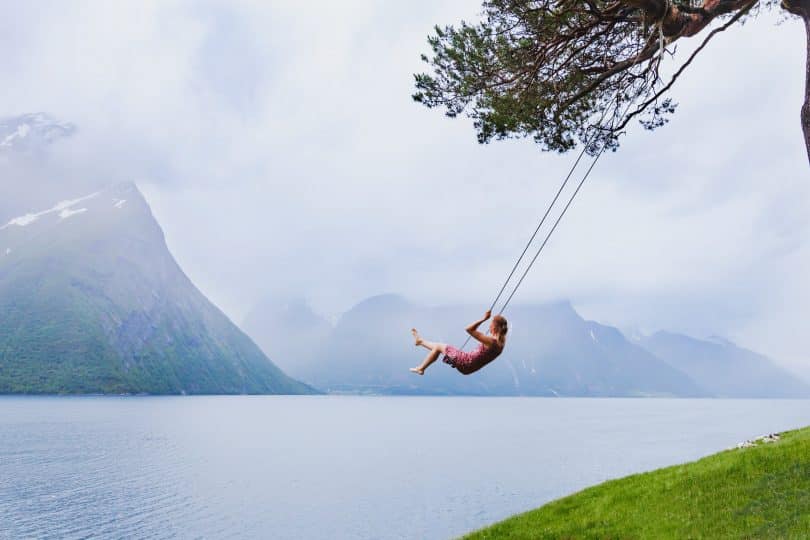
[2, 397, 808, 539]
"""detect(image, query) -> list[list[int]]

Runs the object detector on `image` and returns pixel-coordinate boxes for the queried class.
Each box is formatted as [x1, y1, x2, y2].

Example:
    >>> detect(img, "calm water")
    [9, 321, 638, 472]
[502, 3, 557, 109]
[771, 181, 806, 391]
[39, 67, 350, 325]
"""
[1, 397, 808, 539]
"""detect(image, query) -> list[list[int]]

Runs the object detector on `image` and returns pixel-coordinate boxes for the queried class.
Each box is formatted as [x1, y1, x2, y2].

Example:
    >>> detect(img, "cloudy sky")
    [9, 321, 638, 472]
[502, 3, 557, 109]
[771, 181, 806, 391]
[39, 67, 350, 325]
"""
[2, 1, 808, 377]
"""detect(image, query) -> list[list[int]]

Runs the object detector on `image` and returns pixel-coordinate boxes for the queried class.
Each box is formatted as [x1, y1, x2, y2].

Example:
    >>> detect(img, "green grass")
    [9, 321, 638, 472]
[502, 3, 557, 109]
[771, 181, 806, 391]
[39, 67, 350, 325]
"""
[465, 427, 810, 539]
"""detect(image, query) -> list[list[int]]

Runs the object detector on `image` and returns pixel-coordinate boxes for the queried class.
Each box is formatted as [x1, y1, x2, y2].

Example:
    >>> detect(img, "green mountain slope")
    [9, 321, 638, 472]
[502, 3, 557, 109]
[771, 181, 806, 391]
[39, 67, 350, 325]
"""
[466, 426, 810, 539]
[0, 183, 313, 394]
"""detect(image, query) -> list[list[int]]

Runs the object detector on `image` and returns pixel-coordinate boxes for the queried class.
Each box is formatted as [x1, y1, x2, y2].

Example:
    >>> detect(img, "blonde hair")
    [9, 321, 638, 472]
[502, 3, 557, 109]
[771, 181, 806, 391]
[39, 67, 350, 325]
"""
[492, 315, 508, 343]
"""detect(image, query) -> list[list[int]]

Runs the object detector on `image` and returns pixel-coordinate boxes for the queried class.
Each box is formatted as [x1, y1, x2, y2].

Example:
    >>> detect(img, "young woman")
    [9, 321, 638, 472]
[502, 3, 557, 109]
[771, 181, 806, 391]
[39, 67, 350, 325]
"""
[409, 310, 508, 376]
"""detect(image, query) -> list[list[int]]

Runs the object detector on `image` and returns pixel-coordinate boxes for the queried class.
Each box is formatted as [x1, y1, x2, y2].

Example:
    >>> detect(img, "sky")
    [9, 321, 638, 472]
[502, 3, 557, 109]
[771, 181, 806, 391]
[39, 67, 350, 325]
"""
[1, 1, 808, 378]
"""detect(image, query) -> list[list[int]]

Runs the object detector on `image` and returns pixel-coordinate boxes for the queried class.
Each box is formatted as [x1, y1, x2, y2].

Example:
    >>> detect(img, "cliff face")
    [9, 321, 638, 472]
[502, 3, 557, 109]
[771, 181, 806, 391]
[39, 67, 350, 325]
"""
[0, 183, 313, 394]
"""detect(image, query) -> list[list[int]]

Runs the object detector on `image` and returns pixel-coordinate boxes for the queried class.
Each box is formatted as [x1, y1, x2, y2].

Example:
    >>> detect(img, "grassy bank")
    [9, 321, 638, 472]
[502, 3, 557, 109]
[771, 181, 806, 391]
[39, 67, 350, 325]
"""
[466, 426, 810, 539]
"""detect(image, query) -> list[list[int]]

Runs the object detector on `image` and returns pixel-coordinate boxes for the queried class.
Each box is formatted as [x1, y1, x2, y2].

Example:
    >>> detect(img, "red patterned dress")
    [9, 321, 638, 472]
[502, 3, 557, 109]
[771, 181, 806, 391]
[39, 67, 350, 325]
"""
[443, 342, 503, 375]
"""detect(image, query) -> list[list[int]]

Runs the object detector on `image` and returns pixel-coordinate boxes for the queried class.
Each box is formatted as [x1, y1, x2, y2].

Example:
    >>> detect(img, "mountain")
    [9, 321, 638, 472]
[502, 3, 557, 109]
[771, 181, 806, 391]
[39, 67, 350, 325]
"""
[242, 297, 332, 378]
[638, 332, 810, 398]
[0, 183, 314, 394]
[243, 294, 705, 397]
[0, 113, 86, 223]
[0, 113, 76, 154]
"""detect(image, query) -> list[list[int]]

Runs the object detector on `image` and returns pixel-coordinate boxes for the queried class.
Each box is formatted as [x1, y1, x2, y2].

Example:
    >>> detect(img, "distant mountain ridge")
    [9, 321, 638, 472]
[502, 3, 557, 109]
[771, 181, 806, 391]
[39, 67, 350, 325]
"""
[245, 294, 739, 397]
[243, 294, 809, 397]
[0, 182, 313, 394]
[638, 331, 810, 398]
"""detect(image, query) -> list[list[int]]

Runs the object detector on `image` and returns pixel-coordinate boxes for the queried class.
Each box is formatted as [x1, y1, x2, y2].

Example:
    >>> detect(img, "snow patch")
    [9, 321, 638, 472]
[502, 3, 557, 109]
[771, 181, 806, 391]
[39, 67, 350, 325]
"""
[4, 213, 40, 227]
[590, 329, 598, 343]
[0, 123, 31, 147]
[59, 207, 87, 220]
[4, 248, 10, 256]
[0, 114, 75, 149]
[0, 192, 99, 230]
[113, 199, 127, 209]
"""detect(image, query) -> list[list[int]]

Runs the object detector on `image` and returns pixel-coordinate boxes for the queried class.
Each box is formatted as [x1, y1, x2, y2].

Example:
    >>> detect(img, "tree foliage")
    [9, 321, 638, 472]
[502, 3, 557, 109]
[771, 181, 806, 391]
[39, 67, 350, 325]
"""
[414, 0, 784, 155]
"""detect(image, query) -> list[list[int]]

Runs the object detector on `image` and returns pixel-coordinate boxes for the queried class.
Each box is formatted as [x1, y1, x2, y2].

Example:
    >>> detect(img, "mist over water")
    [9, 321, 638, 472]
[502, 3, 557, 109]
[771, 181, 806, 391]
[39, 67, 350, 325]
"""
[2, 396, 808, 539]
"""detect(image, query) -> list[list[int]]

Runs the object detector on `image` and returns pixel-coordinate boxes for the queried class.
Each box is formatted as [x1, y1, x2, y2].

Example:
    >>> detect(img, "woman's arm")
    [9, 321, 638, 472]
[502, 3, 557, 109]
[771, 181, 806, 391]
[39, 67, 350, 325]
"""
[466, 310, 498, 347]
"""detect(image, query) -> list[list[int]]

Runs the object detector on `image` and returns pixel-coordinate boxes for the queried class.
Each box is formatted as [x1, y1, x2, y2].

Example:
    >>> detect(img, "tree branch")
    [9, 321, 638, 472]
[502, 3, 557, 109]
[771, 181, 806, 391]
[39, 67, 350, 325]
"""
[614, 0, 758, 131]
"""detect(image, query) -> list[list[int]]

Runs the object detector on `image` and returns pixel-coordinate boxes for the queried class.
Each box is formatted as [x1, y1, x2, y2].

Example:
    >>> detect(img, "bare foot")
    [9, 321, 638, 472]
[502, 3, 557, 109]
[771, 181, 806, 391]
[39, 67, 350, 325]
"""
[411, 328, 423, 347]
[409, 367, 424, 376]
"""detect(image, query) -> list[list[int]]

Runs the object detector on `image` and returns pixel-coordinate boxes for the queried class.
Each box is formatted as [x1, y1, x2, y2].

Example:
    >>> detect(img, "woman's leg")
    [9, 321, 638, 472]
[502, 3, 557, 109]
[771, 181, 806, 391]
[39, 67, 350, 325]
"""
[410, 344, 448, 375]
[419, 339, 446, 352]
[411, 328, 447, 353]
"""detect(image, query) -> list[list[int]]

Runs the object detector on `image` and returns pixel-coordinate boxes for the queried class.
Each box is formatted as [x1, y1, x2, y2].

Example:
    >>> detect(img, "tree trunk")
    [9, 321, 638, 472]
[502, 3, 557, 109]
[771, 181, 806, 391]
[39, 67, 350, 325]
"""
[784, 0, 810, 164]
[802, 15, 810, 166]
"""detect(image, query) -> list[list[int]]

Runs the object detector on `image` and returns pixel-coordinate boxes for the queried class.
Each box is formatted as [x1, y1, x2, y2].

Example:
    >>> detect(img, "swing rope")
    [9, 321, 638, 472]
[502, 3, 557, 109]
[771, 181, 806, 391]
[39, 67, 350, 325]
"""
[483, 138, 591, 315]
[494, 67, 654, 316]
[481, 96, 623, 317]
[497, 138, 608, 315]
[457, 95, 637, 350]
[452, 21, 665, 352]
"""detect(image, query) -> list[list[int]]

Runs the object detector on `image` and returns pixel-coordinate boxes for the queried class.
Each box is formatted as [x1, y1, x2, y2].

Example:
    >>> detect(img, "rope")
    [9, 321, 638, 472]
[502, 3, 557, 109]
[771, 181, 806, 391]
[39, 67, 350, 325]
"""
[484, 138, 591, 314]
[497, 97, 637, 315]
[497, 141, 606, 314]
[457, 95, 635, 350]
[453, 23, 653, 350]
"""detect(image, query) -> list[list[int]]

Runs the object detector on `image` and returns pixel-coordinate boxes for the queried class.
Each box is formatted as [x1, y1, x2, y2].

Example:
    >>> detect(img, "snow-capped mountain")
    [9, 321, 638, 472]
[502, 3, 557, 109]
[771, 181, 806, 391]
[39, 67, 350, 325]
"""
[0, 113, 76, 153]
[0, 182, 314, 394]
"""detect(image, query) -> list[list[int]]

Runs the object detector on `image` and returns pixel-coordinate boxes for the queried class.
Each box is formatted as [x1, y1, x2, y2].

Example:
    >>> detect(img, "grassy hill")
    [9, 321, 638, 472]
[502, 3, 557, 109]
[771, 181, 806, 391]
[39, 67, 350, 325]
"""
[466, 426, 810, 539]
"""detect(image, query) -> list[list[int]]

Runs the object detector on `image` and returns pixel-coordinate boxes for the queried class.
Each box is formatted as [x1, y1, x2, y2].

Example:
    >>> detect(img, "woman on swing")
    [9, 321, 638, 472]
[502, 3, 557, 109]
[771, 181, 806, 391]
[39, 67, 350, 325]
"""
[410, 310, 508, 376]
